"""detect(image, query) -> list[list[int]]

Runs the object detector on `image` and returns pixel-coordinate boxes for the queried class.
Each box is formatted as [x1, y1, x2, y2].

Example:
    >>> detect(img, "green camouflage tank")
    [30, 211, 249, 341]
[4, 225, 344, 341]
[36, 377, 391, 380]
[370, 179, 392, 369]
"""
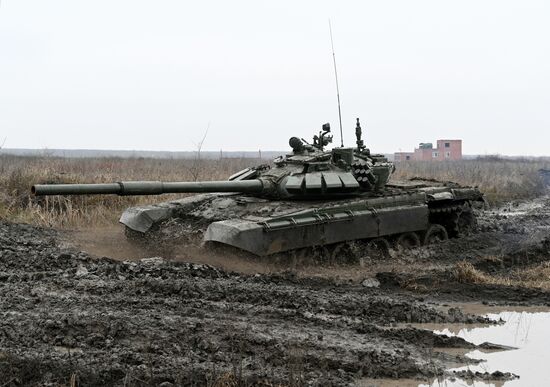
[33, 119, 484, 259]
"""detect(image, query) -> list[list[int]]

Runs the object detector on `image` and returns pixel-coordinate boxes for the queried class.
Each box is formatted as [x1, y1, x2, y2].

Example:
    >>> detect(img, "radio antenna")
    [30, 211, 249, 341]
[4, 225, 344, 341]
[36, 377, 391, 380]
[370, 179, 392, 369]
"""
[329, 19, 344, 147]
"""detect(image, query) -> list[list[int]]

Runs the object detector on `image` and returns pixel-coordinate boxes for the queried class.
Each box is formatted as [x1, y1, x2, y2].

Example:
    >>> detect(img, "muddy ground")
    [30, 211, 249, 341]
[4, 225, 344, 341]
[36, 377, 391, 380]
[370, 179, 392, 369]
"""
[1, 196, 550, 386]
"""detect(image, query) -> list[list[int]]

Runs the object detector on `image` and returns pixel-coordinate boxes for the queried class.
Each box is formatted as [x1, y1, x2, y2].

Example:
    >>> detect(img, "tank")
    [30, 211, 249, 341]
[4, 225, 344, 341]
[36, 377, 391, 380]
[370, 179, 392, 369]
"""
[32, 119, 484, 260]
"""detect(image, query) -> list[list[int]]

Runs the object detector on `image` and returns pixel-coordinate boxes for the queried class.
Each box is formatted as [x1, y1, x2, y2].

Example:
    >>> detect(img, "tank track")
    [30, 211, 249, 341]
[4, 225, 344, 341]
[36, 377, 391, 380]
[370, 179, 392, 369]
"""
[428, 201, 477, 238]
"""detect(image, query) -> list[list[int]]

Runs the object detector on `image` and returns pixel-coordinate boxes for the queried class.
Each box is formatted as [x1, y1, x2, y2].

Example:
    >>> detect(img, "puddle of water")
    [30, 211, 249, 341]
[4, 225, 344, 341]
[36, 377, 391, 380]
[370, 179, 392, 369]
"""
[422, 309, 550, 387]
[384, 305, 550, 386]
[359, 379, 428, 387]
[360, 378, 504, 387]
[449, 303, 550, 316]
[421, 378, 507, 387]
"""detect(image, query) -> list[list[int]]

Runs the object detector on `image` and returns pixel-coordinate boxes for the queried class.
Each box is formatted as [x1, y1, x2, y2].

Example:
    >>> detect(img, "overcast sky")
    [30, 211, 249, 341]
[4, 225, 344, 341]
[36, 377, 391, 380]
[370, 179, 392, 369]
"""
[0, 1, 549, 155]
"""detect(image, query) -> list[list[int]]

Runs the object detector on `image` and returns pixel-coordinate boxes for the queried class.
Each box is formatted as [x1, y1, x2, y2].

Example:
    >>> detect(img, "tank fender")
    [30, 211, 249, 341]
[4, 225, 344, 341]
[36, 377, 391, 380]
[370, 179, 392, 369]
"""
[204, 220, 267, 256]
[119, 205, 173, 233]
[120, 193, 217, 233]
[427, 192, 455, 201]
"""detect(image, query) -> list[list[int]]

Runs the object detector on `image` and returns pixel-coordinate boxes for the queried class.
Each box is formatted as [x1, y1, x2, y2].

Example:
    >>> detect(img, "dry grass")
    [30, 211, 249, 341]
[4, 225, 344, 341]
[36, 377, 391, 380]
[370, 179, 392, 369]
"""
[453, 261, 493, 284]
[393, 157, 549, 205]
[0, 154, 259, 228]
[1, 154, 548, 228]
[208, 373, 289, 387]
[453, 260, 550, 290]
[509, 262, 550, 289]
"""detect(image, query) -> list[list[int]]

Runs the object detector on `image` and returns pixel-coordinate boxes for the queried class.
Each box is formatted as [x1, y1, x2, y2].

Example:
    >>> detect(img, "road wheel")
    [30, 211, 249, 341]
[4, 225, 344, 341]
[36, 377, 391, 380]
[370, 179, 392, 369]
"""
[396, 232, 421, 251]
[330, 241, 361, 265]
[311, 245, 331, 265]
[293, 245, 331, 266]
[423, 224, 448, 245]
[364, 237, 390, 262]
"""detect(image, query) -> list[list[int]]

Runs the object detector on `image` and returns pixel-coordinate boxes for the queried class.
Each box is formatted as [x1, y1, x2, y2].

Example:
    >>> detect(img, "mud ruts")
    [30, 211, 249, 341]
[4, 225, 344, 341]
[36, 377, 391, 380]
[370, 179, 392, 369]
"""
[2, 196, 550, 385]
[0, 220, 501, 386]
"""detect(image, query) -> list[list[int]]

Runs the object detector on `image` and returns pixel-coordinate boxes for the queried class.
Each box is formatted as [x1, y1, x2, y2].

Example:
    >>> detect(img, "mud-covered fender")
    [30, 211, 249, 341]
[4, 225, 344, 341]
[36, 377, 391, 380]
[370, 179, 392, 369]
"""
[119, 205, 173, 233]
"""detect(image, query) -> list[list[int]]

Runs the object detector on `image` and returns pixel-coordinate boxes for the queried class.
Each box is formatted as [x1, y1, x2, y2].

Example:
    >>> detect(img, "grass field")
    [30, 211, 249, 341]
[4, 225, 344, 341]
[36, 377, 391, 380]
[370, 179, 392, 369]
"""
[1, 154, 548, 228]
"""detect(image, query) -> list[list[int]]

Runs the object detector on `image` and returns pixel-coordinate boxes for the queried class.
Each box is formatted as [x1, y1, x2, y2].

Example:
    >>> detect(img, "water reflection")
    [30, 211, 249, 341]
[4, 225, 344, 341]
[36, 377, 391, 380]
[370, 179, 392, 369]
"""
[421, 310, 550, 387]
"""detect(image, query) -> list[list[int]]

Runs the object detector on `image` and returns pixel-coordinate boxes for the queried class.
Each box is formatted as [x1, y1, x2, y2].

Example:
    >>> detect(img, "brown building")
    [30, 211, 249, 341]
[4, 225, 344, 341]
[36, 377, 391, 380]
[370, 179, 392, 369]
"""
[394, 152, 415, 162]
[395, 139, 462, 161]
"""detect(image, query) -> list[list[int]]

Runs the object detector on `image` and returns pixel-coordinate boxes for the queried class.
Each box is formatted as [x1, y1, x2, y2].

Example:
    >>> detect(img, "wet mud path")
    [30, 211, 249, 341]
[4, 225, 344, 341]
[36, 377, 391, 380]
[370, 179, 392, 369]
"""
[1, 196, 550, 386]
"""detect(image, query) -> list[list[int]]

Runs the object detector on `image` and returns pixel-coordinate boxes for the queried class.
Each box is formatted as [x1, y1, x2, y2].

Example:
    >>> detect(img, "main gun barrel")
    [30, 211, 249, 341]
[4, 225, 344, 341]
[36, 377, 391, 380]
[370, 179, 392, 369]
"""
[32, 180, 265, 196]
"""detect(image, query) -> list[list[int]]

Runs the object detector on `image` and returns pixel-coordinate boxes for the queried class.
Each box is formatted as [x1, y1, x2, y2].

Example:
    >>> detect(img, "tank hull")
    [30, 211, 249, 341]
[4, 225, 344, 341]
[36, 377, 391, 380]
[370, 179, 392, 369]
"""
[119, 180, 484, 257]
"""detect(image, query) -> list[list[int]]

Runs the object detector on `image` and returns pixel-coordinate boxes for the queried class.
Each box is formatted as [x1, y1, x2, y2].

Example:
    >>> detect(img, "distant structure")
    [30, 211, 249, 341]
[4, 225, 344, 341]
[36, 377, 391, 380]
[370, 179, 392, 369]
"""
[394, 139, 462, 162]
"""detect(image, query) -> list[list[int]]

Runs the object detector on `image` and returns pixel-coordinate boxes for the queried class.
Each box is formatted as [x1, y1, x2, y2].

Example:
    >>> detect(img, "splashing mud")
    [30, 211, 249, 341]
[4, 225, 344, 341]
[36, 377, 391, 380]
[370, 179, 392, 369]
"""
[67, 225, 403, 280]
[67, 226, 282, 275]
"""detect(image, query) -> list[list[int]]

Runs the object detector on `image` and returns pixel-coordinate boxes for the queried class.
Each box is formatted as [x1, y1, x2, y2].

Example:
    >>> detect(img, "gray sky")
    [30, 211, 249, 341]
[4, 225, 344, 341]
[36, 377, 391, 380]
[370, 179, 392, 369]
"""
[0, 0, 549, 155]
